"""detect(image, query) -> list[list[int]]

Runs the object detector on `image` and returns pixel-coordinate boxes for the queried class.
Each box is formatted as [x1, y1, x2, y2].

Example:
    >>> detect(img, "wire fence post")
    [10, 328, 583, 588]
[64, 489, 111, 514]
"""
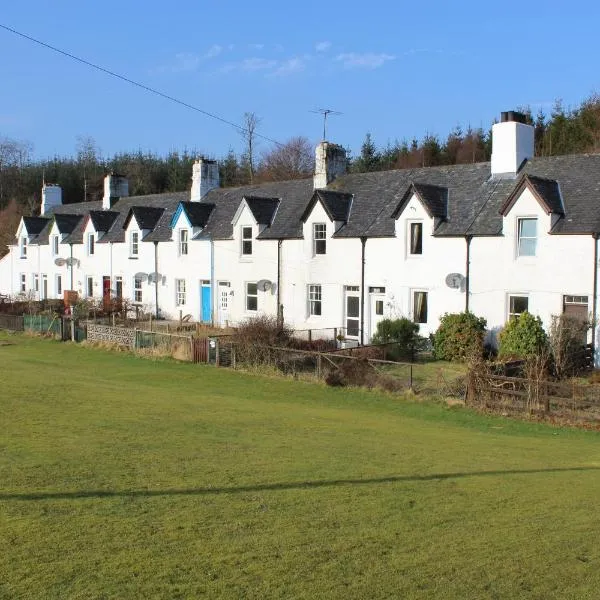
[409, 364, 413, 390]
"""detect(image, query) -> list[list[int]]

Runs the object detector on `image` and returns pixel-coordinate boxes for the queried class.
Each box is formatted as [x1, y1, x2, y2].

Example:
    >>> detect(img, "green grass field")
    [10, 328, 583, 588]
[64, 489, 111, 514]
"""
[2, 332, 600, 599]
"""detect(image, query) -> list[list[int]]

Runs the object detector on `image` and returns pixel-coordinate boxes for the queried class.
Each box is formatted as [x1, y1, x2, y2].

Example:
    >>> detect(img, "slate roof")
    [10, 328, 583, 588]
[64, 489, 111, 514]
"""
[17, 153, 600, 249]
[100, 192, 188, 243]
[467, 154, 600, 236]
[244, 196, 280, 226]
[197, 179, 313, 240]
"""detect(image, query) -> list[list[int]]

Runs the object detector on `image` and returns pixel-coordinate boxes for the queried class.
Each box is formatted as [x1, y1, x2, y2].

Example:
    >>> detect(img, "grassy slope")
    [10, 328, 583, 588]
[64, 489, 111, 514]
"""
[1, 333, 600, 599]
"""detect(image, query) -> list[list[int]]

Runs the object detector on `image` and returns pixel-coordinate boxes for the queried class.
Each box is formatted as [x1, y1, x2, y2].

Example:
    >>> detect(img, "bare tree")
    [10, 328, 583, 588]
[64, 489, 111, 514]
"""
[258, 136, 314, 181]
[76, 135, 101, 202]
[240, 112, 261, 184]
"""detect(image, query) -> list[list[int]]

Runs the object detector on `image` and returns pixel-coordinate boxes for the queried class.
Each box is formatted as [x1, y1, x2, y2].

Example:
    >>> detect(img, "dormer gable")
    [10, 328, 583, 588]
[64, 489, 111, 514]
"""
[123, 206, 164, 238]
[171, 201, 215, 238]
[20, 216, 50, 238]
[231, 196, 280, 235]
[88, 210, 119, 236]
[300, 190, 353, 232]
[499, 174, 564, 217]
[391, 182, 448, 230]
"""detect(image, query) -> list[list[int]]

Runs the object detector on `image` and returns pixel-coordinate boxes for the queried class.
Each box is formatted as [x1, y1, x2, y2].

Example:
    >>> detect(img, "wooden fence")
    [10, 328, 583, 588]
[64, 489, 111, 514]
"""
[0, 314, 24, 331]
[466, 371, 600, 422]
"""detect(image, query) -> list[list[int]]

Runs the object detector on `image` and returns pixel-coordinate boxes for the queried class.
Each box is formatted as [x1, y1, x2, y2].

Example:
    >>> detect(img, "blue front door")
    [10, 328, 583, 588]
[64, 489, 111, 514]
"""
[201, 283, 211, 323]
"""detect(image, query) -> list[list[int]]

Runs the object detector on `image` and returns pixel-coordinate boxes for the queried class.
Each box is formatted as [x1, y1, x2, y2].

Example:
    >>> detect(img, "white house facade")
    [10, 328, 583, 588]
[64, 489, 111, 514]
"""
[1, 111, 600, 356]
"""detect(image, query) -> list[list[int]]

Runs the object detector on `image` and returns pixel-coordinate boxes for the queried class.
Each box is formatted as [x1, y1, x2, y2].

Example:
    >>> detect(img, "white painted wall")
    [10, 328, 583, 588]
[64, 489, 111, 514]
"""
[158, 211, 212, 321]
[213, 204, 279, 326]
[470, 187, 596, 343]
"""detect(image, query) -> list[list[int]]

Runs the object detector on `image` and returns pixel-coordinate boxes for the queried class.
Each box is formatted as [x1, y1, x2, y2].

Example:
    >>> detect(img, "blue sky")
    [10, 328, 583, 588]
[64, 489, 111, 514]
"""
[1, 0, 599, 162]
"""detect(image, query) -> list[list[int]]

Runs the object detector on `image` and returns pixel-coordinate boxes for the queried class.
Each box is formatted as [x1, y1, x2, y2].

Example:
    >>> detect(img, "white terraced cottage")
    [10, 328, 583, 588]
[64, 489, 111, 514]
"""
[1, 111, 600, 357]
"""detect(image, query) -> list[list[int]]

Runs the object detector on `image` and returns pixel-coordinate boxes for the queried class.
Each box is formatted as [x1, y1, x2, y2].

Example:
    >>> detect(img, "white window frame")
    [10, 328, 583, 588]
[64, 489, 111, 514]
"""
[133, 276, 143, 303]
[313, 223, 326, 255]
[175, 278, 186, 306]
[56, 274, 62, 297]
[412, 289, 428, 324]
[241, 226, 253, 256]
[407, 221, 423, 256]
[179, 229, 189, 256]
[86, 276, 94, 298]
[20, 236, 27, 258]
[32, 273, 39, 293]
[52, 235, 59, 256]
[19, 273, 26, 293]
[246, 282, 258, 311]
[508, 294, 529, 319]
[87, 233, 95, 256]
[516, 217, 537, 257]
[308, 284, 322, 316]
[130, 231, 139, 257]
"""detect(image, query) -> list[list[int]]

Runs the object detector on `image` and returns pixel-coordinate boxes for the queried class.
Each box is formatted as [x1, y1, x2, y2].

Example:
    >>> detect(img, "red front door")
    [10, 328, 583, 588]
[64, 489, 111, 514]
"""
[103, 276, 111, 311]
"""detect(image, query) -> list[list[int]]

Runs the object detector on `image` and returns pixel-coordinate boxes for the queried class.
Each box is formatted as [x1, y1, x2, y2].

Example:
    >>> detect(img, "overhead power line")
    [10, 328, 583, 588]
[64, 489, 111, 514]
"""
[0, 22, 283, 147]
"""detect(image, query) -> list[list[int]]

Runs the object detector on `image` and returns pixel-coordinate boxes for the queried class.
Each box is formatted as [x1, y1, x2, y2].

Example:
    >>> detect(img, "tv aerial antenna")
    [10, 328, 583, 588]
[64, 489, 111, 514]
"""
[310, 108, 342, 141]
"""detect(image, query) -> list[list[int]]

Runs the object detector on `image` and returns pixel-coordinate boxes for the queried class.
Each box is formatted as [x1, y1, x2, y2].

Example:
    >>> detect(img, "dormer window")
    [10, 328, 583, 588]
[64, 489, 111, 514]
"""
[313, 223, 326, 255]
[241, 227, 252, 255]
[408, 222, 423, 255]
[130, 232, 139, 257]
[87, 233, 95, 256]
[517, 218, 537, 257]
[20, 236, 27, 258]
[179, 229, 189, 256]
[52, 235, 59, 256]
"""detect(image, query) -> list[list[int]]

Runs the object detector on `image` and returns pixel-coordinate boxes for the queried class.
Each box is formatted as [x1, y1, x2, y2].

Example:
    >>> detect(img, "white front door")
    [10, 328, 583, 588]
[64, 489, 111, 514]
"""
[218, 281, 230, 327]
[344, 286, 360, 340]
[369, 292, 386, 343]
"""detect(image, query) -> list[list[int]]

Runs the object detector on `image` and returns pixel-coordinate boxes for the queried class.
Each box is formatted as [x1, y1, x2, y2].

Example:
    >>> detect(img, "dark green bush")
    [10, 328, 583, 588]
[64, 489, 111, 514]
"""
[432, 312, 487, 361]
[371, 318, 421, 361]
[498, 312, 548, 359]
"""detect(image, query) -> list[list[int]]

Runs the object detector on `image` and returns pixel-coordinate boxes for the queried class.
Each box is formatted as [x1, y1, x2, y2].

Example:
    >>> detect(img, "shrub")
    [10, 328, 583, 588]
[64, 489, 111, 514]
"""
[231, 315, 293, 365]
[548, 314, 590, 378]
[371, 318, 422, 361]
[432, 312, 487, 361]
[498, 312, 548, 359]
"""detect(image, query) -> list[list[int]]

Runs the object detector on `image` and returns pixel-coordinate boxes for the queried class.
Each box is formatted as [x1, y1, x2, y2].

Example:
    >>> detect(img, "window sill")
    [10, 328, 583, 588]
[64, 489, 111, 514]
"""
[129, 256, 139, 260]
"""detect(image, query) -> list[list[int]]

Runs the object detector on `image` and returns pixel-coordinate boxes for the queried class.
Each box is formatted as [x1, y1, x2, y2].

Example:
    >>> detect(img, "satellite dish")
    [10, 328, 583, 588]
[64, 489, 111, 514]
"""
[54, 257, 66, 266]
[148, 272, 160, 283]
[134, 272, 148, 282]
[445, 273, 464, 289]
[257, 279, 272, 292]
[65, 257, 79, 267]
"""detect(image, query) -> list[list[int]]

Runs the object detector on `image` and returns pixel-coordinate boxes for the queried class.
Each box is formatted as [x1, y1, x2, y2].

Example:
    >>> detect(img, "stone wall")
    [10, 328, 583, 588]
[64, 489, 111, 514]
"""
[87, 324, 135, 347]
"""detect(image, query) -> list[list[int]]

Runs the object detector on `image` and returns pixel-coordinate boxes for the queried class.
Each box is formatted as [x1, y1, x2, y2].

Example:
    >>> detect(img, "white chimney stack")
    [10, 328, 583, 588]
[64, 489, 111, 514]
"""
[314, 142, 347, 189]
[103, 173, 129, 210]
[191, 158, 220, 202]
[41, 184, 62, 216]
[491, 111, 534, 177]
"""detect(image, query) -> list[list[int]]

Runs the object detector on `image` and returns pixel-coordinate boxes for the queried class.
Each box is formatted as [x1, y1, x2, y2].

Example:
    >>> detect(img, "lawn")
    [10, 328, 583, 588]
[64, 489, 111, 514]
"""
[1, 332, 600, 599]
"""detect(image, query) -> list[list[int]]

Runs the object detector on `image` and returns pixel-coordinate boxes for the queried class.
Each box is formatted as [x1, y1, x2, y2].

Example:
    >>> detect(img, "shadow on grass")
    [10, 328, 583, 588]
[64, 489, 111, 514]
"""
[1, 466, 599, 501]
